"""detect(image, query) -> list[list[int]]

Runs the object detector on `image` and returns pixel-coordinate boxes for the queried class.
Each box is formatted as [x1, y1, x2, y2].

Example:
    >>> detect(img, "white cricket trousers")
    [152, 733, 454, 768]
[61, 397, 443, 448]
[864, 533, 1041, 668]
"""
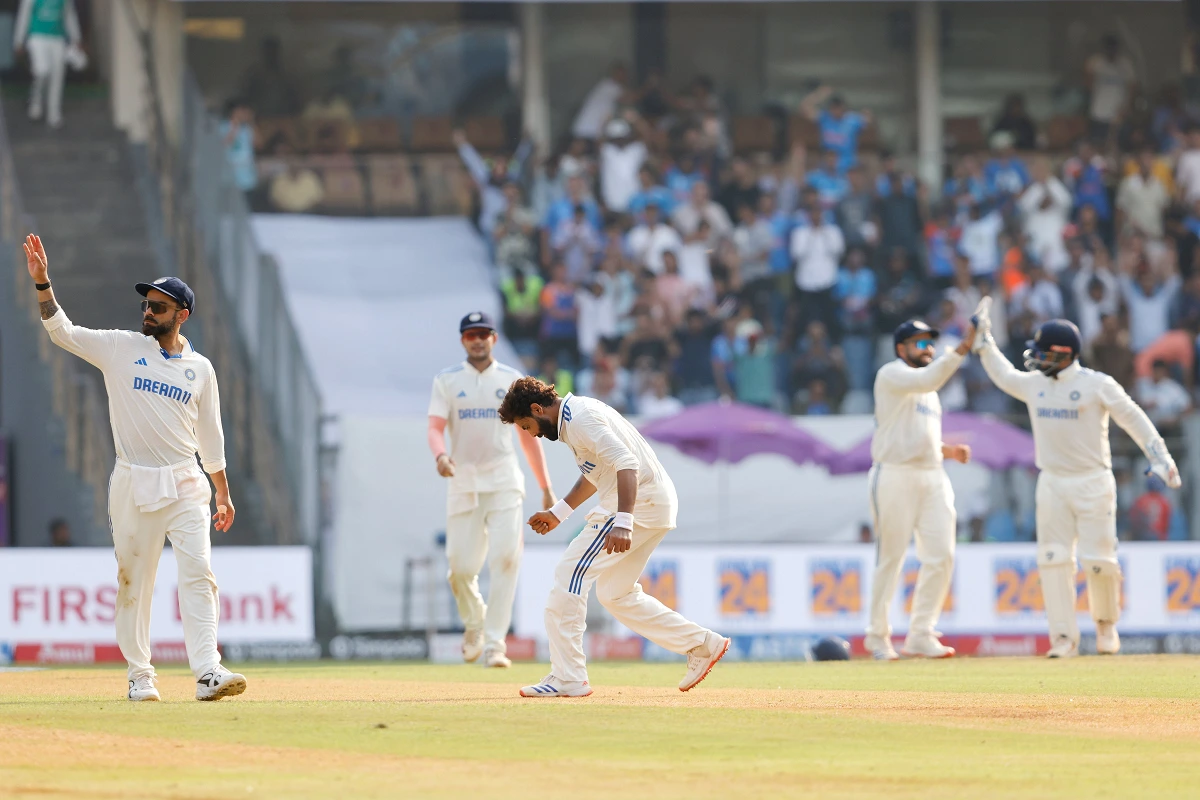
[545, 511, 710, 683]
[1035, 470, 1121, 646]
[26, 34, 66, 126]
[866, 463, 956, 641]
[109, 461, 223, 681]
[446, 489, 523, 655]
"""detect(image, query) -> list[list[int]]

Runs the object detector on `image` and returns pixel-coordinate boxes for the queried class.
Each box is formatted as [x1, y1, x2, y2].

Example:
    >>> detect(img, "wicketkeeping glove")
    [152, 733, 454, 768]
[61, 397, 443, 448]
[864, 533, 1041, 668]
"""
[970, 296, 992, 353]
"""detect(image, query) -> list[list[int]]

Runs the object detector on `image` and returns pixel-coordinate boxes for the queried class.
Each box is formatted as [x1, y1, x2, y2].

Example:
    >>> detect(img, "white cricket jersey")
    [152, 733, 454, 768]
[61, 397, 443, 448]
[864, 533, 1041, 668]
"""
[42, 309, 226, 472]
[980, 339, 1161, 475]
[871, 350, 965, 468]
[556, 393, 677, 529]
[428, 360, 526, 495]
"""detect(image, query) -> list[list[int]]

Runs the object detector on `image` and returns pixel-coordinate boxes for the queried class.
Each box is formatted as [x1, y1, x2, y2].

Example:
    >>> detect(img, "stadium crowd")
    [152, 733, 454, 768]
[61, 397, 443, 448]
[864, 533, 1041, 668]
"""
[457, 48, 1200, 451]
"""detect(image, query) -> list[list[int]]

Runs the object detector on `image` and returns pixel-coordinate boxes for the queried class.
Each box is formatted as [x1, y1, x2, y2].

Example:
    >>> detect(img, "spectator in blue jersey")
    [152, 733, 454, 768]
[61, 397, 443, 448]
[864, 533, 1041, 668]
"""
[984, 131, 1030, 202]
[627, 165, 676, 222]
[541, 174, 602, 268]
[924, 204, 959, 286]
[763, 192, 794, 278]
[943, 154, 988, 218]
[875, 151, 917, 197]
[665, 152, 705, 207]
[800, 85, 870, 173]
[538, 261, 580, 366]
[1062, 139, 1112, 230]
[834, 246, 877, 392]
[807, 149, 850, 210]
[219, 100, 258, 200]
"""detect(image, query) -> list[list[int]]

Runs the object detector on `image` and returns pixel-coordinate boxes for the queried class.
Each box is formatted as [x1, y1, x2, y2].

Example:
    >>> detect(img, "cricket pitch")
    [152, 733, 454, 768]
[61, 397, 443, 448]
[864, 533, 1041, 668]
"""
[2, 656, 1199, 799]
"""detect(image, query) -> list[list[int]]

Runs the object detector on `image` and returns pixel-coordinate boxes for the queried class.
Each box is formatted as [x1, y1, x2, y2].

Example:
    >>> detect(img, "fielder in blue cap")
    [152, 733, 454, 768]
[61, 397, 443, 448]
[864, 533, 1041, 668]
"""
[863, 317, 977, 661]
[24, 234, 247, 702]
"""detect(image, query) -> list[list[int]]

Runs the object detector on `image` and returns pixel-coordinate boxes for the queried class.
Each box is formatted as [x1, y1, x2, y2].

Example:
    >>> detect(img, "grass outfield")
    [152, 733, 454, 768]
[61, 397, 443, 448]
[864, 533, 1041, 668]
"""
[2, 657, 1199, 799]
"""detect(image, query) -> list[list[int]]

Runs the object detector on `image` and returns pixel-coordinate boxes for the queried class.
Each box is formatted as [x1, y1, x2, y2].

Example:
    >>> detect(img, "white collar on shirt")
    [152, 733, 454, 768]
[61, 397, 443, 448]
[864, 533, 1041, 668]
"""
[557, 392, 575, 438]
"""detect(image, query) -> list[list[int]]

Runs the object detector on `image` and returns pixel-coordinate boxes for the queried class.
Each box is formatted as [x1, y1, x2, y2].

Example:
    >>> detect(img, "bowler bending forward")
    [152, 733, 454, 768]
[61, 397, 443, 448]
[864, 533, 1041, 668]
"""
[26, 234, 246, 701]
[973, 301, 1181, 658]
[498, 377, 729, 696]
[865, 319, 976, 661]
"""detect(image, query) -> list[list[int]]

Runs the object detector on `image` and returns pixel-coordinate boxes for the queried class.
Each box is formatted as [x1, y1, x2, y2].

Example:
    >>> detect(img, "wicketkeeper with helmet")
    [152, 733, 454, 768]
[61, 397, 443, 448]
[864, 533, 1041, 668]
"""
[973, 298, 1182, 658]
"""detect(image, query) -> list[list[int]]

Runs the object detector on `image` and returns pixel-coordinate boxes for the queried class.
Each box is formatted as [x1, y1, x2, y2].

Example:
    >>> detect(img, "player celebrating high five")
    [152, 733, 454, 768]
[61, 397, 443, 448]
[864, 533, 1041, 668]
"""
[973, 299, 1181, 658]
[25, 234, 245, 701]
[865, 319, 976, 661]
[498, 377, 728, 697]
[428, 312, 556, 668]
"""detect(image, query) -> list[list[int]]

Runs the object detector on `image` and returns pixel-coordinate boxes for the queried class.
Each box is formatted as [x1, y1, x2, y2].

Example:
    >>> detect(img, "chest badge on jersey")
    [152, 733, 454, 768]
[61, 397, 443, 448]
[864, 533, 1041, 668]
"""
[185, 368, 196, 382]
[496, 388, 506, 399]
[1069, 390, 1080, 401]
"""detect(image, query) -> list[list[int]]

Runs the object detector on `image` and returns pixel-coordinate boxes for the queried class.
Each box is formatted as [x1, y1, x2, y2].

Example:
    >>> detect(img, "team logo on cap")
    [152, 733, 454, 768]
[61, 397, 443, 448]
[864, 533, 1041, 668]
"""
[153, 277, 168, 285]
[469, 313, 482, 322]
[184, 368, 196, 382]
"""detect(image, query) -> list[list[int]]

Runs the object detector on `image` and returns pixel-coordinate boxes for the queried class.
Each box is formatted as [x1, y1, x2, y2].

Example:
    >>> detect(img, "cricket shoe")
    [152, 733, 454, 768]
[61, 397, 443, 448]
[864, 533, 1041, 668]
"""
[864, 634, 900, 661]
[462, 628, 484, 663]
[519, 674, 593, 698]
[901, 635, 955, 659]
[1046, 635, 1079, 659]
[483, 648, 511, 668]
[1095, 623, 1120, 655]
[196, 666, 247, 701]
[127, 675, 160, 702]
[679, 632, 730, 692]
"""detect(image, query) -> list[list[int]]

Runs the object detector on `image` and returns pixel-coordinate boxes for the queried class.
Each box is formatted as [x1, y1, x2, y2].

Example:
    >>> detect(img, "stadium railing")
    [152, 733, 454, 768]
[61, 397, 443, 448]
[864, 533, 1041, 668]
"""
[0, 98, 115, 540]
[129, 17, 321, 545]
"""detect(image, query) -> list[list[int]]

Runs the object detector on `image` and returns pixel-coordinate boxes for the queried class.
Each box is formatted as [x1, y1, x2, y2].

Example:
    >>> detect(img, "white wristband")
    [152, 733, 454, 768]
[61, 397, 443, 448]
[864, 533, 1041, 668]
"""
[549, 499, 574, 522]
[613, 512, 634, 531]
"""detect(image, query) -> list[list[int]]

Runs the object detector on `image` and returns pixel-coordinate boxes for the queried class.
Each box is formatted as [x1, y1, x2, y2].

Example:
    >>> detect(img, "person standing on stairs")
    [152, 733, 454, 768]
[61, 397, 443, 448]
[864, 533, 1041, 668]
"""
[14, 0, 82, 129]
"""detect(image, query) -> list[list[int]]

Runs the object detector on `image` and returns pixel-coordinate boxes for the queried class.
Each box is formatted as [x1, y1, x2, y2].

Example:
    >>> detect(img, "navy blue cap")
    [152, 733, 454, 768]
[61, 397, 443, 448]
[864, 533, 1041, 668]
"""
[459, 311, 496, 333]
[136, 277, 195, 313]
[893, 319, 940, 347]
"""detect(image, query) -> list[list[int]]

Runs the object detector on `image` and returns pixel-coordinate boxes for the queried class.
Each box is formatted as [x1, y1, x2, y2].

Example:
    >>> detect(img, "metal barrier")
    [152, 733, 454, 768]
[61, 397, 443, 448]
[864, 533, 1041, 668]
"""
[0, 97, 114, 538]
[124, 1, 321, 545]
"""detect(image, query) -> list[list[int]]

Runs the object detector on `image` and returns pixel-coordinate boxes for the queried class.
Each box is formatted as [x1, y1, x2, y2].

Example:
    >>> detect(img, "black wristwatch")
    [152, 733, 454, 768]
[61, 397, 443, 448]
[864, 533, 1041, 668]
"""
[35, 280, 51, 291]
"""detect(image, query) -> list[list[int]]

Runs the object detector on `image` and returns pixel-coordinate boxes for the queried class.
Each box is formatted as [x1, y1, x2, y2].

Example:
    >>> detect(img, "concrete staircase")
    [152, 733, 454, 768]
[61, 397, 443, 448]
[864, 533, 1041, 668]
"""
[5, 94, 161, 333]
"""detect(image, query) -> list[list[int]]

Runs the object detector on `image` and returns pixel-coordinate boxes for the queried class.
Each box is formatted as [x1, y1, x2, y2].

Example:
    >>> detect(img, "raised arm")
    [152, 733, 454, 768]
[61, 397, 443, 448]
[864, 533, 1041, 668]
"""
[26, 234, 119, 369]
[876, 346, 969, 395]
[1099, 377, 1182, 487]
[453, 130, 489, 188]
[977, 335, 1034, 403]
[973, 296, 1034, 403]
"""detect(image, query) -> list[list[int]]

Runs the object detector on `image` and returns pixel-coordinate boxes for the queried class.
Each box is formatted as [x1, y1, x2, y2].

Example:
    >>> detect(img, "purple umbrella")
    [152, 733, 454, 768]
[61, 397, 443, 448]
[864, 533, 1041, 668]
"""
[825, 412, 1036, 475]
[641, 401, 837, 466]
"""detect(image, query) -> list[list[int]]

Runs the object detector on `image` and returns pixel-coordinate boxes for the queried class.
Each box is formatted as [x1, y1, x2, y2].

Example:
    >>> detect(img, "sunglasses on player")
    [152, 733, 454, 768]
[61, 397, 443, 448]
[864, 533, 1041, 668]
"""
[912, 338, 935, 350]
[141, 299, 181, 315]
[462, 329, 494, 341]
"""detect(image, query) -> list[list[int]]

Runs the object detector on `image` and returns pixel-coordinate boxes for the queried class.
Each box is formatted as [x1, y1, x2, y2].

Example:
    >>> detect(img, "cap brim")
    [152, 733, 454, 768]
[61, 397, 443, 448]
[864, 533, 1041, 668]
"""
[136, 282, 190, 310]
[461, 324, 496, 333]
